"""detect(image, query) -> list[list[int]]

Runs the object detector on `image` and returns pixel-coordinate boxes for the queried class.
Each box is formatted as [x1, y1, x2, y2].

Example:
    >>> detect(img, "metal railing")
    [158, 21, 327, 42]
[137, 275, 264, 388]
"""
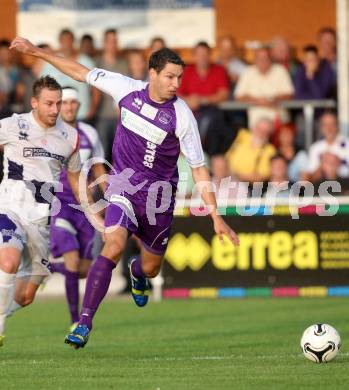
[219, 99, 336, 150]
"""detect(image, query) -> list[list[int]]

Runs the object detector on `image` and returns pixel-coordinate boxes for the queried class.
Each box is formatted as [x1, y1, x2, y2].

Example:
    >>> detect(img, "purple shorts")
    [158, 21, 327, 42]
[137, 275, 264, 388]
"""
[50, 202, 94, 260]
[104, 194, 173, 255]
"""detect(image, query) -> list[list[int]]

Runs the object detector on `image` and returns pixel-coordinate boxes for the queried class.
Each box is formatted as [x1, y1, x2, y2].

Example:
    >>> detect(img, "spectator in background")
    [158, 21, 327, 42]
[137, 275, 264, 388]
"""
[313, 152, 349, 195]
[276, 123, 308, 182]
[127, 49, 148, 81]
[149, 36, 166, 55]
[178, 41, 231, 156]
[95, 28, 128, 163]
[0, 39, 19, 109]
[40, 28, 97, 121]
[225, 117, 276, 183]
[294, 45, 336, 100]
[79, 34, 97, 59]
[234, 46, 294, 128]
[16, 43, 53, 112]
[216, 35, 247, 95]
[270, 36, 298, 79]
[304, 111, 349, 181]
[262, 154, 291, 198]
[317, 27, 337, 76]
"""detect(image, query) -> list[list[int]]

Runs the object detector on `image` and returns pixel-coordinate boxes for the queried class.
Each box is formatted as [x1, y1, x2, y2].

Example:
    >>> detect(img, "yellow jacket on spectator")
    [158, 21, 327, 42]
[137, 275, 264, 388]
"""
[225, 129, 276, 181]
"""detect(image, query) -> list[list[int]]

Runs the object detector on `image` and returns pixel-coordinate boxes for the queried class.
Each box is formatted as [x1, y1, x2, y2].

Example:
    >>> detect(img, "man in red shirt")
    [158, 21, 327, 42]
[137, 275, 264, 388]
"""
[178, 41, 232, 155]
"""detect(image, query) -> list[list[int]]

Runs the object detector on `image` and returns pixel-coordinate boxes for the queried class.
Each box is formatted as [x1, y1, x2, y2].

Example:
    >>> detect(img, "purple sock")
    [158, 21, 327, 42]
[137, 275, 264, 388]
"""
[50, 262, 66, 275]
[131, 256, 145, 279]
[79, 255, 116, 330]
[65, 270, 80, 324]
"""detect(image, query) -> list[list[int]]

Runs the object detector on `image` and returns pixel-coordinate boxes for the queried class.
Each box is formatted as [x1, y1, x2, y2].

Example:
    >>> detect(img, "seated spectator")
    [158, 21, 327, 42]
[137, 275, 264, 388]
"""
[304, 111, 349, 181]
[313, 152, 349, 195]
[225, 117, 276, 183]
[294, 45, 336, 100]
[234, 45, 294, 128]
[263, 154, 291, 198]
[178, 41, 231, 155]
[216, 35, 247, 94]
[127, 49, 148, 81]
[276, 123, 308, 182]
[317, 27, 337, 76]
[79, 33, 97, 59]
[270, 36, 299, 79]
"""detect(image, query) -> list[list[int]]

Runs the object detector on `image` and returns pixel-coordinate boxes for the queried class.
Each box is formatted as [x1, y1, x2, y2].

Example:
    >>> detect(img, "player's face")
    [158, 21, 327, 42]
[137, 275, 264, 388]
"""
[31, 88, 62, 128]
[149, 63, 183, 102]
[60, 98, 80, 124]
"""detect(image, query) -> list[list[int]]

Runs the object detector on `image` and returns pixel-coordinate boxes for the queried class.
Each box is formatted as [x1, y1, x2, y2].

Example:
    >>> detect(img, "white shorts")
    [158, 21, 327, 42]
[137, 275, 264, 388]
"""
[0, 211, 51, 280]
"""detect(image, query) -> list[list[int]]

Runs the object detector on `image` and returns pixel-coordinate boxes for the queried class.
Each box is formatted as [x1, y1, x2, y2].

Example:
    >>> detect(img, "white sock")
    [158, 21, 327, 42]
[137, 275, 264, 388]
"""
[6, 301, 23, 318]
[0, 269, 16, 335]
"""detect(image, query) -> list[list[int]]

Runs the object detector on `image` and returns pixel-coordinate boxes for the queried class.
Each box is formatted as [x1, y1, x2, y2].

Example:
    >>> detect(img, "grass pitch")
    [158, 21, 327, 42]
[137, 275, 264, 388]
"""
[2, 297, 348, 389]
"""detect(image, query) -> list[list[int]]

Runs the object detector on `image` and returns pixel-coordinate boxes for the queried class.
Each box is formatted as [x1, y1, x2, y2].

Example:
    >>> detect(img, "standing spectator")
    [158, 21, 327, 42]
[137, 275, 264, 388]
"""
[149, 36, 166, 54]
[40, 29, 97, 120]
[95, 28, 128, 163]
[0, 39, 19, 109]
[127, 49, 148, 81]
[304, 111, 349, 181]
[79, 34, 97, 60]
[270, 36, 298, 79]
[294, 45, 336, 100]
[317, 27, 337, 76]
[234, 46, 294, 128]
[225, 117, 276, 183]
[216, 36, 247, 94]
[178, 41, 231, 155]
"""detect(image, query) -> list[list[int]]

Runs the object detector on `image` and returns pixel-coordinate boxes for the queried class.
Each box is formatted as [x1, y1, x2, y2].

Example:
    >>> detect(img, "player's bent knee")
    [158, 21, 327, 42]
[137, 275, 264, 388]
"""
[0, 258, 19, 274]
[142, 263, 161, 278]
[103, 240, 126, 261]
[18, 292, 35, 307]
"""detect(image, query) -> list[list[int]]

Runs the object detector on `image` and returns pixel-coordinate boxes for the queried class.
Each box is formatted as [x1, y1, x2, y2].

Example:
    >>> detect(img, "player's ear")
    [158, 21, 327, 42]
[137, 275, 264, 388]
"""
[148, 68, 156, 81]
[31, 96, 38, 110]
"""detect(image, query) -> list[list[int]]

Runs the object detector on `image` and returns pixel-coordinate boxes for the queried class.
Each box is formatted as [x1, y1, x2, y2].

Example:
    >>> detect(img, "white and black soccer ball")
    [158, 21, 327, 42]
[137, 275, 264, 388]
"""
[300, 323, 341, 363]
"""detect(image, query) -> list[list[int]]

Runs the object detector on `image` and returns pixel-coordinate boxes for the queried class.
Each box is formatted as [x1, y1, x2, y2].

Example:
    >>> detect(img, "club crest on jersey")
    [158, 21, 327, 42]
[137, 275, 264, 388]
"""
[18, 130, 29, 140]
[158, 111, 172, 125]
[18, 118, 29, 130]
[132, 97, 142, 110]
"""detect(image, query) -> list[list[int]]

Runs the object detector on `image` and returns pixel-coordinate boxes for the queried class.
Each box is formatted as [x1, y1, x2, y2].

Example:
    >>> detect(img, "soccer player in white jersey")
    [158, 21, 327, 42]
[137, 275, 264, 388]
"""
[50, 86, 106, 329]
[0, 75, 85, 346]
[11, 37, 240, 349]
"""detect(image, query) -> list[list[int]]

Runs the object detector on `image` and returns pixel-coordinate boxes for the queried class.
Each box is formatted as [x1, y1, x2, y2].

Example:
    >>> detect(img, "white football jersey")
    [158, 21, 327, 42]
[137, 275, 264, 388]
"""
[0, 111, 81, 224]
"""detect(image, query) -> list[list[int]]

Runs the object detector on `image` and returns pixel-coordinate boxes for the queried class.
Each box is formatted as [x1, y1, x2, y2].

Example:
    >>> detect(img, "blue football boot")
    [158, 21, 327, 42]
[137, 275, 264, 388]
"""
[65, 324, 90, 349]
[128, 258, 150, 307]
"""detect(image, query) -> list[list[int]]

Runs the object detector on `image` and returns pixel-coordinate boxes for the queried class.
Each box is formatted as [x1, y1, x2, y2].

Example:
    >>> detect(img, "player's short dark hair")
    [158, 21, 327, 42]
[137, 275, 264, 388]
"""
[303, 44, 318, 55]
[0, 39, 10, 48]
[33, 76, 62, 98]
[149, 48, 185, 73]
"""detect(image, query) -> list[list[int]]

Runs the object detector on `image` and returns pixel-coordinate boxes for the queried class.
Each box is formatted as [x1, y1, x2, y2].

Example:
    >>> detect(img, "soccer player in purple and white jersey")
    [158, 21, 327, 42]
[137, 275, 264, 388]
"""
[50, 87, 107, 329]
[11, 37, 240, 349]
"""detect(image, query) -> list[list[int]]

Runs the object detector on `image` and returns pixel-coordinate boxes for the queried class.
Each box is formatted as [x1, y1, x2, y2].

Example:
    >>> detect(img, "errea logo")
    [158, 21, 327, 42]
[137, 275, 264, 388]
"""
[132, 98, 142, 110]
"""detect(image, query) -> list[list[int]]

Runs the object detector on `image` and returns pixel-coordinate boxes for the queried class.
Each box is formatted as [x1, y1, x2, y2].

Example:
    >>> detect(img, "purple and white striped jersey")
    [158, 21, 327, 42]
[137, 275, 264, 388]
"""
[86, 69, 205, 193]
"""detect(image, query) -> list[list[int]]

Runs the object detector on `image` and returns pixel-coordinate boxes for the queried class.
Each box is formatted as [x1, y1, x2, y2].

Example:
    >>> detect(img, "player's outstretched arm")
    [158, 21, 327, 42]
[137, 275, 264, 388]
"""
[10, 37, 90, 82]
[191, 165, 240, 246]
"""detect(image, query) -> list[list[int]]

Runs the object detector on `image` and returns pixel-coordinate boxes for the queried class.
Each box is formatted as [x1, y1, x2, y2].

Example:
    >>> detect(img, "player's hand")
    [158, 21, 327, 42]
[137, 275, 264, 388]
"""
[213, 215, 239, 246]
[10, 37, 38, 56]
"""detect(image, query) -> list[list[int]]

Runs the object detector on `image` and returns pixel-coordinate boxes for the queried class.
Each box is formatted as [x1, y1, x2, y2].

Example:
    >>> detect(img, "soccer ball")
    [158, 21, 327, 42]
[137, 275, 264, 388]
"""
[300, 323, 341, 363]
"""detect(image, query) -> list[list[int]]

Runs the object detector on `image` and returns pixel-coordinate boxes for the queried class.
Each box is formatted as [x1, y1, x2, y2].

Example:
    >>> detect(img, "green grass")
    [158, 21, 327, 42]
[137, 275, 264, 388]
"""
[2, 297, 349, 389]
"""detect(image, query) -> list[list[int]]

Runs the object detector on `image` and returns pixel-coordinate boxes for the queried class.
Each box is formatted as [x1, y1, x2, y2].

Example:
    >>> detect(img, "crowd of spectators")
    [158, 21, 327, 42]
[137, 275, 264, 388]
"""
[1, 26, 348, 199]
